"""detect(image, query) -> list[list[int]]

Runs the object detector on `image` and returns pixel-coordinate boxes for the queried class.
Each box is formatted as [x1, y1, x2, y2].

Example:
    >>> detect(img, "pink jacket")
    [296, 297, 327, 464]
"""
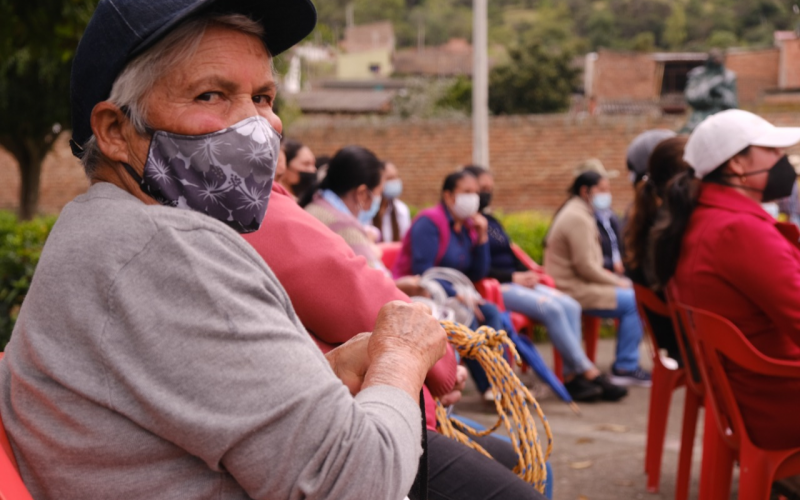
[243, 184, 457, 430]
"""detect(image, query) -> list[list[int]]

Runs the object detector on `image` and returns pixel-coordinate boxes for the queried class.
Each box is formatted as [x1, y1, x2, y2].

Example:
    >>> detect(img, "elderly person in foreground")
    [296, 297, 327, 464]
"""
[0, 1, 448, 499]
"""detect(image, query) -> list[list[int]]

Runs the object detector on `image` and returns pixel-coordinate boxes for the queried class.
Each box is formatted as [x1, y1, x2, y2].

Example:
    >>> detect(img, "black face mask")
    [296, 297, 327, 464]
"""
[479, 191, 493, 212]
[734, 155, 797, 203]
[292, 170, 317, 198]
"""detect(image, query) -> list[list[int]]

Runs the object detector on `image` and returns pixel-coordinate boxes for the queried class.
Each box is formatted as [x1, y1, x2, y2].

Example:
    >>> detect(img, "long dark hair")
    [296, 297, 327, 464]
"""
[299, 145, 384, 208]
[648, 146, 750, 288]
[282, 138, 305, 167]
[544, 171, 603, 246]
[624, 136, 689, 273]
[440, 170, 477, 200]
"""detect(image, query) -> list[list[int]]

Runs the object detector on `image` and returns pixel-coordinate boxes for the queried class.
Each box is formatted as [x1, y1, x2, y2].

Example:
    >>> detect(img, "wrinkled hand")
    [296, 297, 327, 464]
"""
[326, 332, 371, 395]
[618, 276, 633, 289]
[512, 271, 540, 288]
[365, 301, 448, 399]
[395, 275, 431, 298]
[613, 260, 625, 276]
[439, 365, 469, 407]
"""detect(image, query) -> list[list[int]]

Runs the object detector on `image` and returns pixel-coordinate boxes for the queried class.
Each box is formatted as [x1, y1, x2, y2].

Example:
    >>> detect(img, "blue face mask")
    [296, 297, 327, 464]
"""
[591, 192, 612, 211]
[358, 193, 382, 224]
[383, 179, 403, 199]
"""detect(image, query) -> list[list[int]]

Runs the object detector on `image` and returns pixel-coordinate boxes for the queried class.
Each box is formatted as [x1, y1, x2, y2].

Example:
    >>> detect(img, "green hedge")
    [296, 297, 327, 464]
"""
[495, 211, 551, 264]
[0, 211, 56, 350]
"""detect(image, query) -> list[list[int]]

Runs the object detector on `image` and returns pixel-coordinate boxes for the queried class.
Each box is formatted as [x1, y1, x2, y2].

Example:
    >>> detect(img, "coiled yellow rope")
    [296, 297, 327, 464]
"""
[436, 321, 552, 493]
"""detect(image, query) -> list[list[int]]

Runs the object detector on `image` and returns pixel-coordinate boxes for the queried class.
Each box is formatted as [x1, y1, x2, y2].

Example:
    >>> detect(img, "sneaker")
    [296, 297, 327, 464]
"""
[483, 388, 496, 403]
[564, 376, 603, 402]
[590, 374, 629, 401]
[609, 366, 652, 387]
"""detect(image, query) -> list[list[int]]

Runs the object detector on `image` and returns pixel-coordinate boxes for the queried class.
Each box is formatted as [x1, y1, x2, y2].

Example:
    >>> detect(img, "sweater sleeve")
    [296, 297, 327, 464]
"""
[105, 225, 422, 500]
[244, 191, 457, 397]
[410, 217, 440, 276]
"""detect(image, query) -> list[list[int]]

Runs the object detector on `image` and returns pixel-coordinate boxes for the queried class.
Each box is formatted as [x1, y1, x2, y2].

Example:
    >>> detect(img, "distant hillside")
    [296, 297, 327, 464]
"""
[312, 0, 797, 53]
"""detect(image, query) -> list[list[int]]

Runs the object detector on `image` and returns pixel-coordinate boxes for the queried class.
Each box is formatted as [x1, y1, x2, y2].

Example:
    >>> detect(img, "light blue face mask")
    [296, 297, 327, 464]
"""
[383, 179, 403, 199]
[358, 193, 382, 224]
[592, 192, 613, 211]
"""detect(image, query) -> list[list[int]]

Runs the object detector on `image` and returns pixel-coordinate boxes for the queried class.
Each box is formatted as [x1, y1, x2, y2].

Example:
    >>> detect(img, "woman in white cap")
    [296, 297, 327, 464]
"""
[650, 109, 800, 452]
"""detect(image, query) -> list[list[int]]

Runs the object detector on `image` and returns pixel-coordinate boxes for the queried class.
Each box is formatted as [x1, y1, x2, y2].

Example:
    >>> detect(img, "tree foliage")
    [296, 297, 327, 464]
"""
[488, 39, 578, 115]
[0, 0, 98, 219]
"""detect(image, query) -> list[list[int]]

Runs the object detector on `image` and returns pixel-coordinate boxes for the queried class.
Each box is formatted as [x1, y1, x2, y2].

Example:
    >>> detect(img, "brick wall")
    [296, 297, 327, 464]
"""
[726, 48, 780, 104]
[592, 50, 658, 101]
[780, 39, 800, 89]
[3, 112, 800, 216]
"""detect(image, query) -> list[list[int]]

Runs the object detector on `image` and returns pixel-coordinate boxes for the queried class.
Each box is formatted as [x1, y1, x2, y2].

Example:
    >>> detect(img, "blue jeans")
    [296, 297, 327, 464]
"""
[502, 284, 594, 377]
[464, 302, 504, 394]
[583, 287, 643, 372]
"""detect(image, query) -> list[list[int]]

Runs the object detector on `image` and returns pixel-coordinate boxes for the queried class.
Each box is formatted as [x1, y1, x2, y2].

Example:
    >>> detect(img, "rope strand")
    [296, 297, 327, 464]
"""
[436, 321, 552, 493]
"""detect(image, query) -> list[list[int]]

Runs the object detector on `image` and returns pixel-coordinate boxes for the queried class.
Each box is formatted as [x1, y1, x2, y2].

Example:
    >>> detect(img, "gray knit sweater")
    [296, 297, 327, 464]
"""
[0, 183, 421, 499]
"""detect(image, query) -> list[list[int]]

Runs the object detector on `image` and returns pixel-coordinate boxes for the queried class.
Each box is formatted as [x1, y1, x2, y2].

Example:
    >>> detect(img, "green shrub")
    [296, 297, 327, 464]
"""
[495, 211, 552, 264]
[0, 211, 56, 350]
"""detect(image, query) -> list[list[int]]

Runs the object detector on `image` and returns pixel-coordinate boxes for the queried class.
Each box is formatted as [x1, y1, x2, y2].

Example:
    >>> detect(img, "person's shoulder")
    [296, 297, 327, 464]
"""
[394, 199, 411, 216]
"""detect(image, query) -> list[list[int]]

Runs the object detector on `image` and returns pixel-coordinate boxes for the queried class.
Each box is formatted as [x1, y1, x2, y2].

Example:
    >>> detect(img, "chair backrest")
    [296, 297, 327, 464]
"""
[664, 284, 704, 396]
[632, 283, 673, 370]
[685, 305, 800, 452]
[0, 353, 35, 500]
[378, 242, 402, 269]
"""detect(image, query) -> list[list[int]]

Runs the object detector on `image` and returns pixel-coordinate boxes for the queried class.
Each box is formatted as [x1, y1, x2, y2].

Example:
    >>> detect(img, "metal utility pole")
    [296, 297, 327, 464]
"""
[472, 0, 489, 168]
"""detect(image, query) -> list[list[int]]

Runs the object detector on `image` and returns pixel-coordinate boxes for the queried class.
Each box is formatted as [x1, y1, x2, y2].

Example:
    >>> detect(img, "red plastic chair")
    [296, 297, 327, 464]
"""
[665, 284, 708, 500]
[633, 284, 686, 494]
[681, 305, 800, 500]
[0, 353, 35, 500]
[378, 242, 402, 270]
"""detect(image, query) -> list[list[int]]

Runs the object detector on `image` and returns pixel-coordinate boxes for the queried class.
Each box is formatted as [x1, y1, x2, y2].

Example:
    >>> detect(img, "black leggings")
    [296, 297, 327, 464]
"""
[427, 430, 547, 500]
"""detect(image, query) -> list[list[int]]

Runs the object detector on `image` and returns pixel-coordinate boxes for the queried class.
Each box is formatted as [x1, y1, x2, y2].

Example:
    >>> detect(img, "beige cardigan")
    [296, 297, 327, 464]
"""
[544, 197, 619, 310]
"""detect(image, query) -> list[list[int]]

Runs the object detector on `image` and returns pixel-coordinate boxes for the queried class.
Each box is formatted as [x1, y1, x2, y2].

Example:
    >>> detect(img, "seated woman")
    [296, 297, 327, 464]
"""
[0, 6, 448, 499]
[623, 136, 690, 365]
[246, 181, 547, 500]
[544, 172, 650, 386]
[279, 138, 317, 201]
[394, 170, 505, 397]
[464, 165, 627, 402]
[649, 109, 800, 451]
[299, 146, 426, 297]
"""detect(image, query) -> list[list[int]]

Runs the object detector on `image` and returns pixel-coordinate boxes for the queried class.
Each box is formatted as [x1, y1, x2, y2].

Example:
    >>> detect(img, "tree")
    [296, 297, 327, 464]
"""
[488, 39, 578, 115]
[0, 0, 97, 219]
[663, 3, 688, 50]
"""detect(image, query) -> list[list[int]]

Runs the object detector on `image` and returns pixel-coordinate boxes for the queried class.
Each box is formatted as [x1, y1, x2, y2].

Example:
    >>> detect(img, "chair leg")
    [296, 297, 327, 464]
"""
[737, 451, 774, 500]
[676, 390, 702, 500]
[553, 352, 564, 382]
[644, 366, 679, 492]
[583, 316, 600, 363]
[698, 401, 735, 500]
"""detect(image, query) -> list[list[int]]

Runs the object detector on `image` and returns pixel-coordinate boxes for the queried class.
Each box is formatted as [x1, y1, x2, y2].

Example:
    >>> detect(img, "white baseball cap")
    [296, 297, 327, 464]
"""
[684, 109, 800, 178]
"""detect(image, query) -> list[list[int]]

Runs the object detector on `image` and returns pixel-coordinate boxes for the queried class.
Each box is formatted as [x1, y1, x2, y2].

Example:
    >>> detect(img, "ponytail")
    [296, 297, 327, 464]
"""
[647, 170, 700, 288]
[544, 171, 603, 247]
[299, 145, 384, 208]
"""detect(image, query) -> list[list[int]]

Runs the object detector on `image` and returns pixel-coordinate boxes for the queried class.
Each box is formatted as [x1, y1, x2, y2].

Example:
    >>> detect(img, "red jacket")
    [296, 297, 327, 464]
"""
[243, 184, 457, 430]
[673, 182, 800, 450]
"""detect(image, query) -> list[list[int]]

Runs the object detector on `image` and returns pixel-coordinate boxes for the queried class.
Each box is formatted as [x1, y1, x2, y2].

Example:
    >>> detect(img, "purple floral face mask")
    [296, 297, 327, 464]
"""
[123, 116, 281, 233]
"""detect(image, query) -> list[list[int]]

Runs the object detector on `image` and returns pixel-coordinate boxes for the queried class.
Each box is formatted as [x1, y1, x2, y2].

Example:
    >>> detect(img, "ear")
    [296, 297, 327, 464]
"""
[726, 154, 748, 176]
[355, 184, 369, 205]
[90, 102, 136, 166]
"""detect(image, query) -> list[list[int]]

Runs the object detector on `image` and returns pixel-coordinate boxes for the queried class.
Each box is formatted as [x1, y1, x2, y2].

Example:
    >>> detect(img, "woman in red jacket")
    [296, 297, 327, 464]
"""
[650, 109, 800, 450]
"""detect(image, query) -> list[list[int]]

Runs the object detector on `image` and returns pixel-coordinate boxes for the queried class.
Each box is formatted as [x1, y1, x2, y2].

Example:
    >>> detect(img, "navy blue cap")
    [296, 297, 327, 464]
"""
[70, 0, 316, 157]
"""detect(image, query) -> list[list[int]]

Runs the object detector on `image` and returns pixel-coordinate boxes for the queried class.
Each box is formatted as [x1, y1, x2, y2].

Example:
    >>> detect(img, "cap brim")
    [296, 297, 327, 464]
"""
[752, 127, 800, 149]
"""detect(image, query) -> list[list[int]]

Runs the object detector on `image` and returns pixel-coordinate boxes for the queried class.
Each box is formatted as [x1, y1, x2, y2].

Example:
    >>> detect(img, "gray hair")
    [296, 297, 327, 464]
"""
[80, 13, 268, 177]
